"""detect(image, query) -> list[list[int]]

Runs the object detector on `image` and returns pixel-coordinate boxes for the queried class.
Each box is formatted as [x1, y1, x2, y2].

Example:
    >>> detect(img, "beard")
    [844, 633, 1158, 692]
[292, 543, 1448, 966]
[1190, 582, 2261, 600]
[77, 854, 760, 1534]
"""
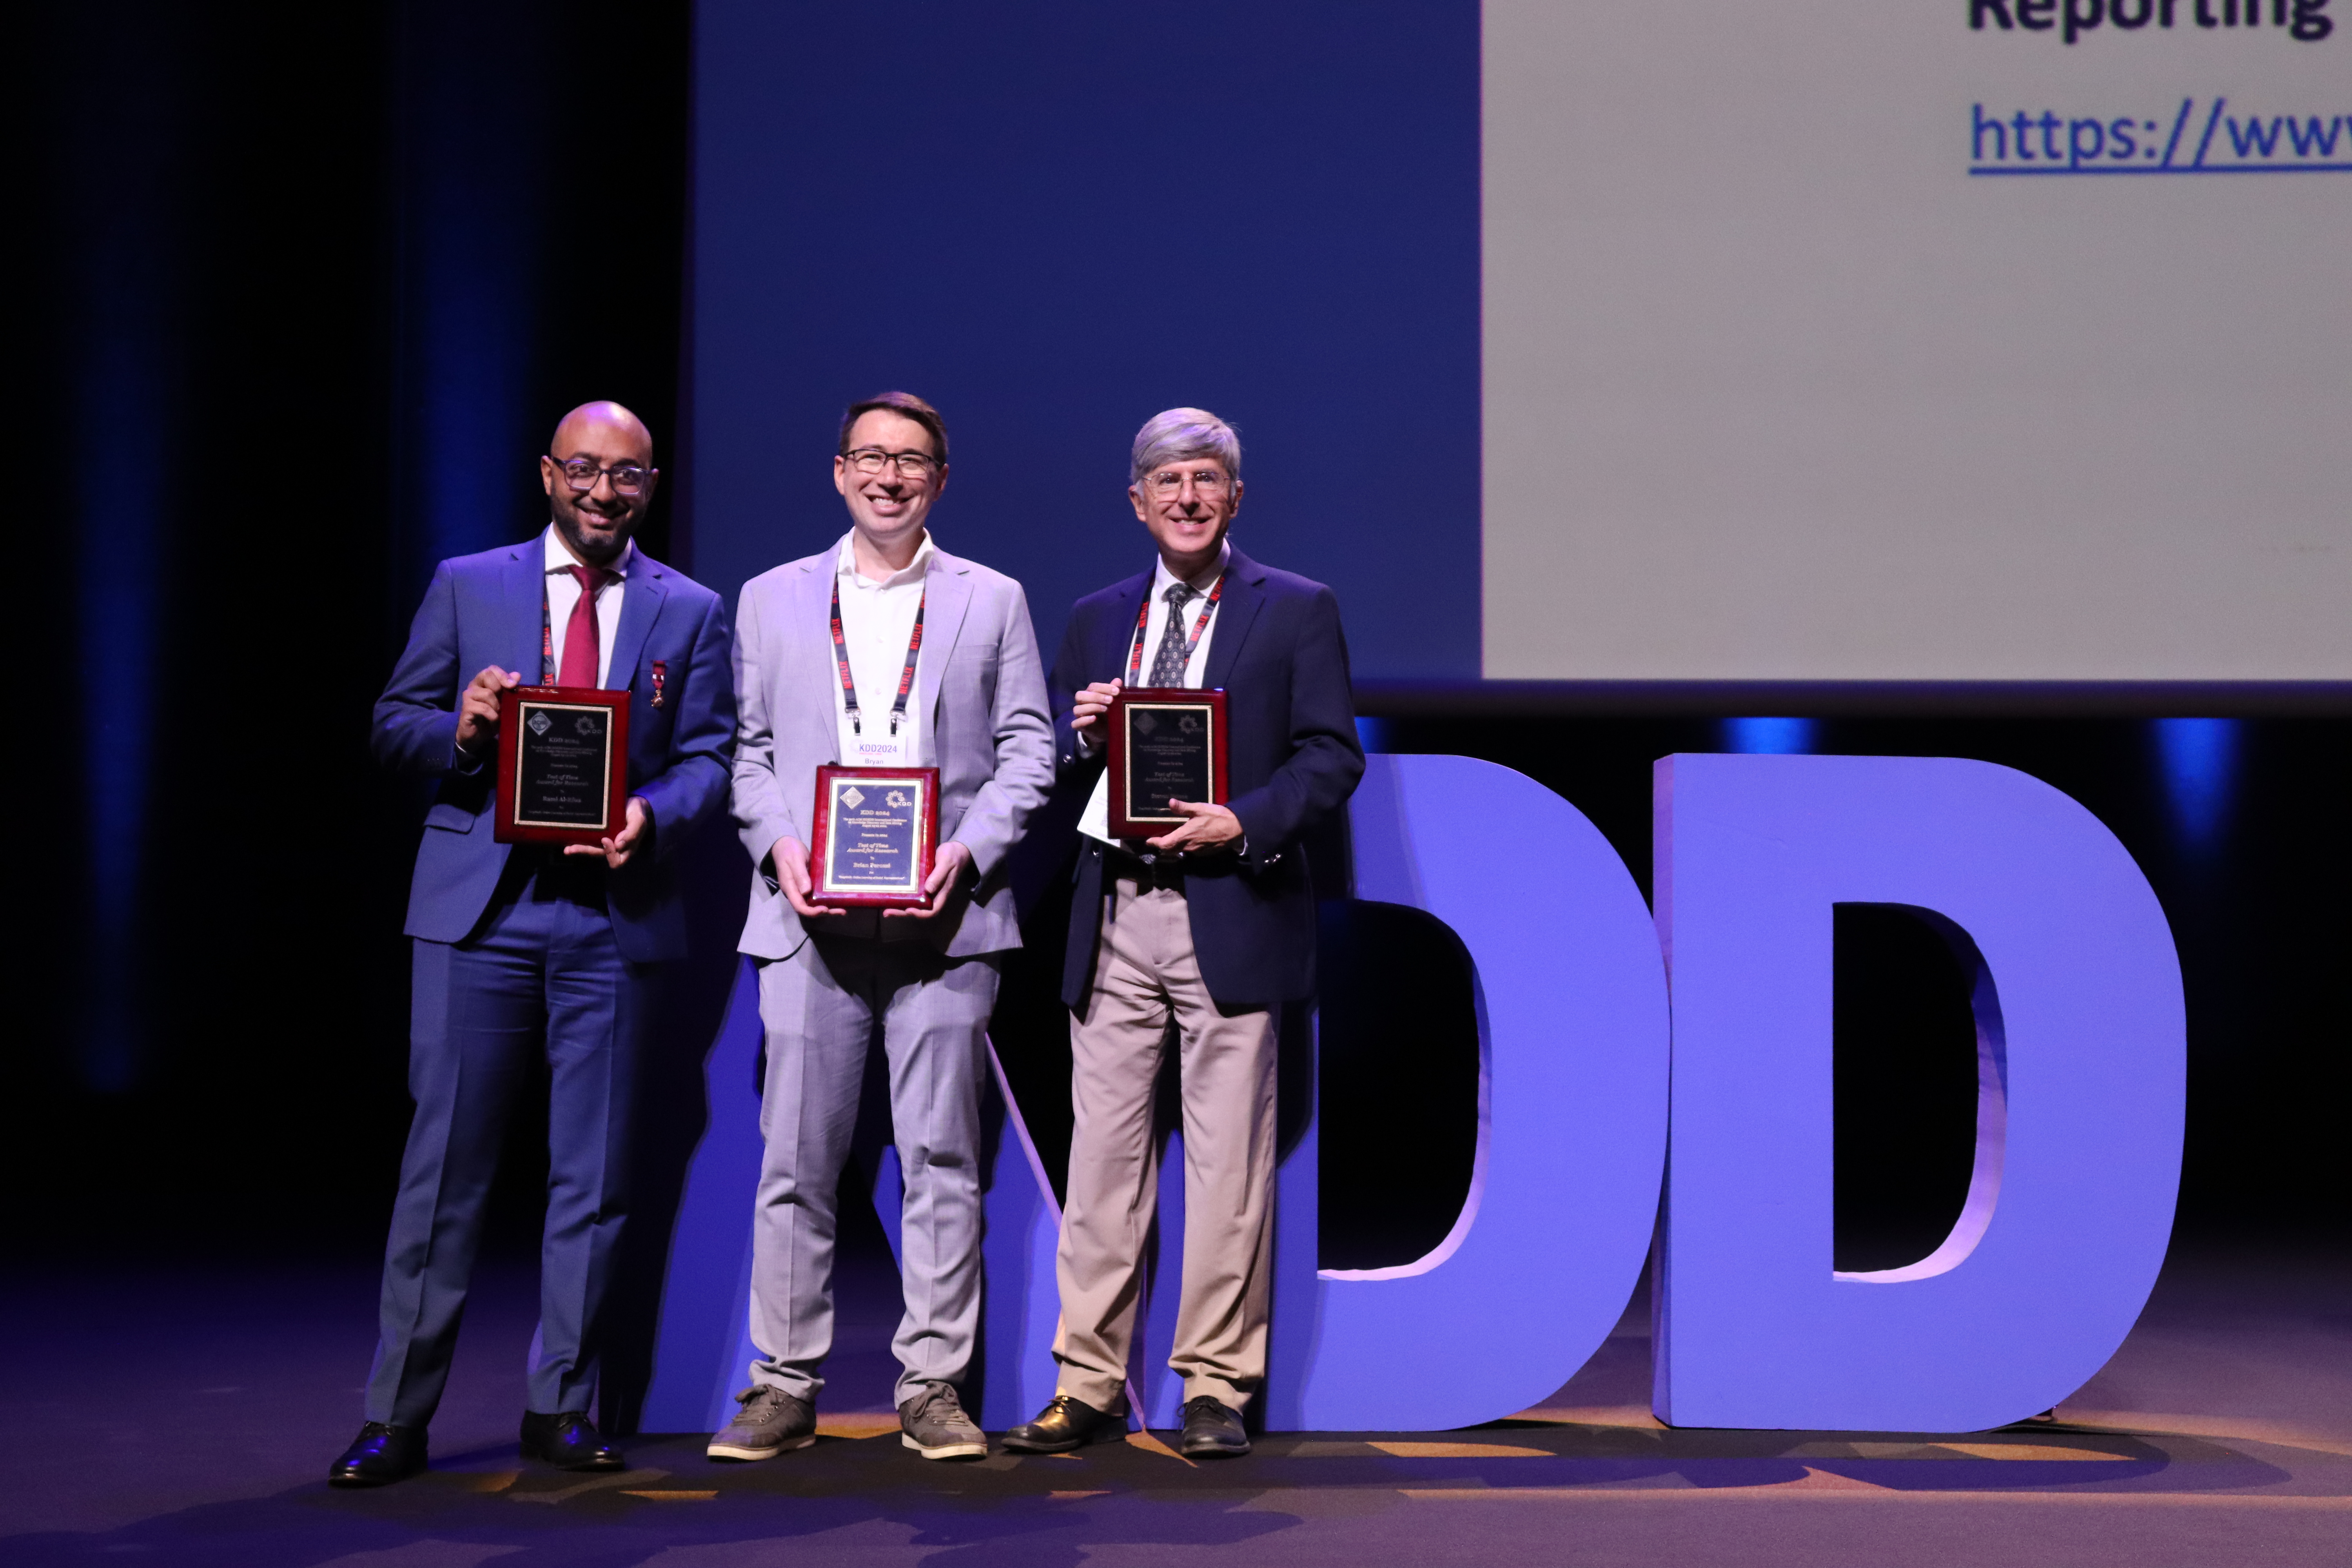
[555, 504, 632, 564]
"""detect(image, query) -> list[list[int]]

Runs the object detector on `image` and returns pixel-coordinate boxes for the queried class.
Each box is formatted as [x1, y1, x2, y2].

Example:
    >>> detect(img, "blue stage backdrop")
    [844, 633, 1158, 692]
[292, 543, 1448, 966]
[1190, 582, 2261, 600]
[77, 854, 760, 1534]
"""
[684, 0, 1481, 678]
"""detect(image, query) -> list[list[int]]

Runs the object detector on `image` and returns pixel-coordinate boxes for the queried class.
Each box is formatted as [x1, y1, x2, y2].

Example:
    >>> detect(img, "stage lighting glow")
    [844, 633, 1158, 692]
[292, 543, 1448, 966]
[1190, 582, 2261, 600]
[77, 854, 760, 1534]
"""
[69, 41, 173, 1093]
[1722, 717, 1818, 755]
[2153, 717, 2242, 855]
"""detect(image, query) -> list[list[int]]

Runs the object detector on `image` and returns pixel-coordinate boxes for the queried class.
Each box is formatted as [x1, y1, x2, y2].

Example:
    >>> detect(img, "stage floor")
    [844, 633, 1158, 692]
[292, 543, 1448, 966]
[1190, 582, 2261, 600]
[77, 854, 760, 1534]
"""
[3, 1238, 2344, 1567]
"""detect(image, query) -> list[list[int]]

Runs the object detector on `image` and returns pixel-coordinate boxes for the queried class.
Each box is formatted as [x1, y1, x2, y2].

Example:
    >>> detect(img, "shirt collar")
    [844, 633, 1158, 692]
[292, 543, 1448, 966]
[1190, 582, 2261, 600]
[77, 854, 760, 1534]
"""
[543, 523, 635, 579]
[1151, 537, 1230, 599]
[837, 528, 934, 592]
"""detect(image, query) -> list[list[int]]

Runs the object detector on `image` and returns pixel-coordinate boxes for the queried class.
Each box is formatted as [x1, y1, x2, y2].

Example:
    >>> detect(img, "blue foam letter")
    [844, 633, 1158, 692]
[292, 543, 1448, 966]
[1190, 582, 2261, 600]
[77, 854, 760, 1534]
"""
[1261, 753, 1669, 1430]
[1653, 754, 2184, 1430]
[653, 754, 1668, 1436]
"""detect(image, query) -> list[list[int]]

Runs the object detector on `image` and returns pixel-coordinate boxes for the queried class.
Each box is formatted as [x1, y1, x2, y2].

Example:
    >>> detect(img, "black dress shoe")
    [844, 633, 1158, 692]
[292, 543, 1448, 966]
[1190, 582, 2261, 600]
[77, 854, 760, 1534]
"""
[519, 1410, 624, 1471]
[1178, 1396, 1250, 1457]
[329, 1422, 427, 1487]
[1002, 1393, 1128, 1454]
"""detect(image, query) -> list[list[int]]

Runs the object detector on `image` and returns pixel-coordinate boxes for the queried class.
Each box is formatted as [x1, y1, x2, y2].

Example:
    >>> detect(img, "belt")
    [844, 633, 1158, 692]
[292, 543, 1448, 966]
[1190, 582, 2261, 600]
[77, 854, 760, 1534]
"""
[503, 842, 609, 906]
[1107, 846, 1186, 896]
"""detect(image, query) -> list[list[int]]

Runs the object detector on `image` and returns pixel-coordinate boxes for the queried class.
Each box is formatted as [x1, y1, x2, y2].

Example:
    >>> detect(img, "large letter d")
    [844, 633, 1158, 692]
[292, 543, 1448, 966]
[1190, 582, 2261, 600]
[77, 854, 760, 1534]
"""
[1654, 754, 2184, 1431]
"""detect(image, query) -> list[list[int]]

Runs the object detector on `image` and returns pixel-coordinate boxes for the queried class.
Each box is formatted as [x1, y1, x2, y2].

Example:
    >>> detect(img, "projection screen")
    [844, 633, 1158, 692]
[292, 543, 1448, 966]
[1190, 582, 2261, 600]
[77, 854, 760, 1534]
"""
[1483, 1, 2350, 680]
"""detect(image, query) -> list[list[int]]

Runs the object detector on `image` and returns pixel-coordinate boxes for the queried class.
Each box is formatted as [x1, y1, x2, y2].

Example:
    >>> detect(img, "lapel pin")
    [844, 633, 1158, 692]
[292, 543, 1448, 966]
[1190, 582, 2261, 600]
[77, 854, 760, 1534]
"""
[651, 659, 668, 709]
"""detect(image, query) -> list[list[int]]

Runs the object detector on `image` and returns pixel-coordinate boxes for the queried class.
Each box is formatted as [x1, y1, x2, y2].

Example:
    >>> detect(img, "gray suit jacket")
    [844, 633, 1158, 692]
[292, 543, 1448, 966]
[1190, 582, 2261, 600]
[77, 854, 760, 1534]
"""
[730, 540, 1055, 960]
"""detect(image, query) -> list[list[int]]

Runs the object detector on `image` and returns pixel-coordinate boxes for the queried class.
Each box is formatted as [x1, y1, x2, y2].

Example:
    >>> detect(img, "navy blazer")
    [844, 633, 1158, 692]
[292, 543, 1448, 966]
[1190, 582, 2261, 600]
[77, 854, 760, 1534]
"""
[1050, 546, 1364, 1008]
[373, 536, 737, 963]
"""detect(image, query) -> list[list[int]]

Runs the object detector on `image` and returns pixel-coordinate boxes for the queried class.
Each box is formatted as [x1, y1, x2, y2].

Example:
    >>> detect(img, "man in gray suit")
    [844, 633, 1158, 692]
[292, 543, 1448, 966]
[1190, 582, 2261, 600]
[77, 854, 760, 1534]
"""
[712, 391, 1055, 1463]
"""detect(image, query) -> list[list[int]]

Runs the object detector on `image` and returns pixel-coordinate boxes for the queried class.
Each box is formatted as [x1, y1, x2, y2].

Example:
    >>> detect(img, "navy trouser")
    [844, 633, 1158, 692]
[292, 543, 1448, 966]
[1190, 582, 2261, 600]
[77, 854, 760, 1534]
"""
[365, 865, 650, 1427]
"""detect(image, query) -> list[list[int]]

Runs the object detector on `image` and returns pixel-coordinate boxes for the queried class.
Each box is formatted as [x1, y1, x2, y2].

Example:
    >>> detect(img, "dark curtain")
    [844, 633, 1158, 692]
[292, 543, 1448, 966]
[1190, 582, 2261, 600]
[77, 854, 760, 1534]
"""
[13, 0, 692, 1254]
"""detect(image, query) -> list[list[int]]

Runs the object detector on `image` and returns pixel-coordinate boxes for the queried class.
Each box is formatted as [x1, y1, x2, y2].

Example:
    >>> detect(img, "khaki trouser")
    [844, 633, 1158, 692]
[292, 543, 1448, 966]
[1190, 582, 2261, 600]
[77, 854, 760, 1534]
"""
[1052, 875, 1278, 1412]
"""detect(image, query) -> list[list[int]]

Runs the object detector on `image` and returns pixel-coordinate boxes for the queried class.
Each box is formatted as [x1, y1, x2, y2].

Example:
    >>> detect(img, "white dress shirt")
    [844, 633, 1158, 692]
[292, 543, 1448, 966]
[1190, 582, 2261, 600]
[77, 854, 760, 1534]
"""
[830, 528, 934, 768]
[1077, 540, 1230, 842]
[1134, 539, 1230, 690]
[544, 523, 635, 688]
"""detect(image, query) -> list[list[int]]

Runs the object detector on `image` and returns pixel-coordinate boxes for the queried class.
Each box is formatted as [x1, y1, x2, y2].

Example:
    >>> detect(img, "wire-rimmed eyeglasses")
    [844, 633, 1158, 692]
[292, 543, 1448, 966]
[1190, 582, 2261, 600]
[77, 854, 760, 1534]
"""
[1144, 466, 1231, 497]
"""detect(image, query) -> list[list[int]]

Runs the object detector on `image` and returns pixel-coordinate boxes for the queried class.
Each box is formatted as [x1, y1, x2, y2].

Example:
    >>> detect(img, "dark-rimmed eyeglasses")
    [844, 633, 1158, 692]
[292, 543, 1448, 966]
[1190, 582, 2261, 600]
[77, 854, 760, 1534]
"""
[554, 458, 653, 495]
[845, 446, 941, 479]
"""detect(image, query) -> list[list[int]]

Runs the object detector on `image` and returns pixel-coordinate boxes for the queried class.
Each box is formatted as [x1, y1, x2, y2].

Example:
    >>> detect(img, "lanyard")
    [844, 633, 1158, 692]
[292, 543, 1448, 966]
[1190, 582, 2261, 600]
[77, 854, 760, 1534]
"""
[831, 574, 926, 736]
[1126, 574, 1224, 686]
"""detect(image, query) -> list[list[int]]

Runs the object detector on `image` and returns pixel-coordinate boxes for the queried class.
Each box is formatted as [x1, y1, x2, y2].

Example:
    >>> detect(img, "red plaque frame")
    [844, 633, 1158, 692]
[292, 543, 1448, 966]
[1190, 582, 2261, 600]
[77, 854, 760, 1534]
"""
[1106, 686, 1228, 840]
[494, 685, 632, 847]
[810, 764, 941, 908]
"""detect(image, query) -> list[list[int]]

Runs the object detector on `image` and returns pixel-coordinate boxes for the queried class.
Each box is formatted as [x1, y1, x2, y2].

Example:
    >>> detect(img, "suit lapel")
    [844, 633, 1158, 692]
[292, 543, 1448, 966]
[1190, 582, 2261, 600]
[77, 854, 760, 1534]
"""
[606, 548, 667, 693]
[1198, 546, 1268, 690]
[915, 548, 975, 730]
[788, 555, 840, 759]
[1104, 570, 1152, 683]
[502, 535, 546, 682]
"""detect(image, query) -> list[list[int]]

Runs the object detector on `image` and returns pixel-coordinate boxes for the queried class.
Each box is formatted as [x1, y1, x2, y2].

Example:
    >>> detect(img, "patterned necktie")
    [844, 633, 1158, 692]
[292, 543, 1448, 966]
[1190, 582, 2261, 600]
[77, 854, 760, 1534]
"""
[1149, 581, 1196, 687]
[559, 564, 613, 687]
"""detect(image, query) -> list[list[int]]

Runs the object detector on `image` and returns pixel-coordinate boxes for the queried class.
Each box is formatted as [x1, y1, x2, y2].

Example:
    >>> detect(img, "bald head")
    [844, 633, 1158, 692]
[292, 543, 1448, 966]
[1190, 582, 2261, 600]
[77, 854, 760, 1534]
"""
[551, 400, 654, 465]
[541, 400, 661, 566]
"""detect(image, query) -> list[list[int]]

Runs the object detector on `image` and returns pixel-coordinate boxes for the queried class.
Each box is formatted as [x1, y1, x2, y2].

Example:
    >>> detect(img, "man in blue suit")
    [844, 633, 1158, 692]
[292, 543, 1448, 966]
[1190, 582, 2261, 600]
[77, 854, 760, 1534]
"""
[334, 401, 736, 1486]
[1004, 408, 1364, 1459]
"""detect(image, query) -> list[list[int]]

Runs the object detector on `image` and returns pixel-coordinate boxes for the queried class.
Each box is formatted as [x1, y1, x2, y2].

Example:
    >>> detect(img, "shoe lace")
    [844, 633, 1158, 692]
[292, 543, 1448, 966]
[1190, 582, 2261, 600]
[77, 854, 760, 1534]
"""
[735, 1386, 793, 1419]
[1181, 1396, 1230, 1421]
[911, 1382, 971, 1425]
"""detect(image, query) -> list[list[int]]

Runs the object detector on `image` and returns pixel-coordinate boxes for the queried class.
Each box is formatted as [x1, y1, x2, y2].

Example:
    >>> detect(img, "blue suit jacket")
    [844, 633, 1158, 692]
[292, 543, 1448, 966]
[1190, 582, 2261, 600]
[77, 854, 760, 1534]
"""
[373, 536, 737, 963]
[1050, 546, 1364, 1007]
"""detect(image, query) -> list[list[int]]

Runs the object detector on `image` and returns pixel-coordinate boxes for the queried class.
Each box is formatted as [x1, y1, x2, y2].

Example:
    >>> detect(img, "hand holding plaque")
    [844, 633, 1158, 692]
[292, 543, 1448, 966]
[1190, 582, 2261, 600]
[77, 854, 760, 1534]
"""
[1105, 687, 1228, 840]
[494, 686, 632, 846]
[810, 765, 940, 907]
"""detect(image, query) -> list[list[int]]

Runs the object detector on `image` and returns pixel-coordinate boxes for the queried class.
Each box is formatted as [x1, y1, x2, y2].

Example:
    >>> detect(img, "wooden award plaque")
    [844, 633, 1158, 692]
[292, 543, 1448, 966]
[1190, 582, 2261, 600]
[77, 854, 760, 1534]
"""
[1105, 686, 1228, 840]
[810, 764, 941, 907]
[494, 686, 632, 846]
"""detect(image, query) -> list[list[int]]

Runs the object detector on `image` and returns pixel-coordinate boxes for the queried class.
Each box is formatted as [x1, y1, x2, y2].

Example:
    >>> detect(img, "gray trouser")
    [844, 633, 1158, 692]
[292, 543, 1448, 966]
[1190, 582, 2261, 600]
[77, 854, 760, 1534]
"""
[1053, 877, 1278, 1412]
[747, 934, 1000, 1405]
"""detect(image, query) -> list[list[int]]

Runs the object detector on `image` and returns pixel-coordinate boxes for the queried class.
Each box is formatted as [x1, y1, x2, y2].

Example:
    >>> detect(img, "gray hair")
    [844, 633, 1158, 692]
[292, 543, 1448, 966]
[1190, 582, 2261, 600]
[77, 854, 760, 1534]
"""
[1130, 407, 1241, 487]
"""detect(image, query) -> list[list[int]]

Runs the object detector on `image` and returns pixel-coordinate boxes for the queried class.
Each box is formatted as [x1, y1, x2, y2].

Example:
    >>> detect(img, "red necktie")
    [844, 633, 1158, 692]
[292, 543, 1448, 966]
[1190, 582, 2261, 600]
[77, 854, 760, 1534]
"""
[559, 564, 613, 688]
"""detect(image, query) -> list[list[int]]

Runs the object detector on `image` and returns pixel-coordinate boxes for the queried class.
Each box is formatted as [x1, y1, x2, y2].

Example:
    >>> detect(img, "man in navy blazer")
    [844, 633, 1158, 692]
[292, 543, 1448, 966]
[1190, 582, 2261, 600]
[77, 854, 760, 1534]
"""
[336, 401, 735, 1486]
[1004, 408, 1363, 1459]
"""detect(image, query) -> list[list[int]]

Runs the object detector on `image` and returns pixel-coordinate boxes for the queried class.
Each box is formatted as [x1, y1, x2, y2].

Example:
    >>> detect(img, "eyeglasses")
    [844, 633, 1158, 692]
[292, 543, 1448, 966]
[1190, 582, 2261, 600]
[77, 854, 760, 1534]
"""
[554, 458, 653, 495]
[1144, 466, 1231, 497]
[845, 446, 940, 479]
